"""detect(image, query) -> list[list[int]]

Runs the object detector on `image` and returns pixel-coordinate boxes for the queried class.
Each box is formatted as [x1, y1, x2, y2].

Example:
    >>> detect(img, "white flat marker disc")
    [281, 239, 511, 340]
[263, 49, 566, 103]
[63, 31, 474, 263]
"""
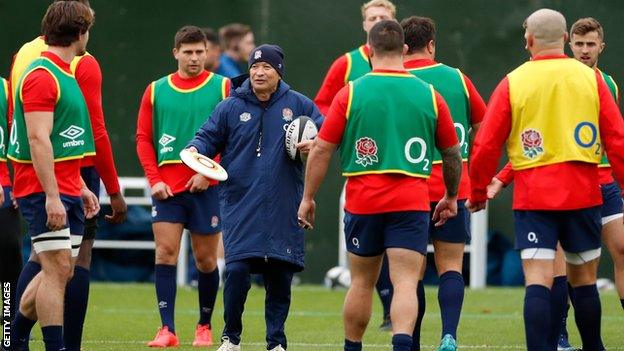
[179, 149, 228, 181]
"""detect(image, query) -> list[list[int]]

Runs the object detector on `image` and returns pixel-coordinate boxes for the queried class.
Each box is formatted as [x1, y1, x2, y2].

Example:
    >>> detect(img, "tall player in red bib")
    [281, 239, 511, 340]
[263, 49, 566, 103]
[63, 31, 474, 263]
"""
[136, 26, 230, 347]
[299, 21, 462, 351]
[469, 9, 624, 351]
[401, 16, 486, 351]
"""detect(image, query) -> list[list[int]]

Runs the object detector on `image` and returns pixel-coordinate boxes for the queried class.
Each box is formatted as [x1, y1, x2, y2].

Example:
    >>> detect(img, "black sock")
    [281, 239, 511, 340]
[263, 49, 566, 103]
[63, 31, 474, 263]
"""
[572, 284, 602, 351]
[524, 285, 551, 351]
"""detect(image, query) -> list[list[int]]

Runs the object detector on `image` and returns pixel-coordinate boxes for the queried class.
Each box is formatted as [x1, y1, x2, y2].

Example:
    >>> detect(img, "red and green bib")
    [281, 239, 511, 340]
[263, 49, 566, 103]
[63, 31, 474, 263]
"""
[344, 45, 371, 83]
[0, 78, 8, 161]
[409, 64, 470, 163]
[598, 69, 618, 167]
[152, 72, 227, 166]
[341, 72, 438, 178]
[8, 57, 95, 163]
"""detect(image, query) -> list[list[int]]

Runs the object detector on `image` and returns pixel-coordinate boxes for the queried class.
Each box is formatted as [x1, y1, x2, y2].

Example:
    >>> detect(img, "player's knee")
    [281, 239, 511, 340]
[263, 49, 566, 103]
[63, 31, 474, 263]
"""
[225, 261, 249, 279]
[195, 256, 217, 273]
[47, 260, 73, 282]
[75, 247, 92, 269]
[155, 244, 178, 264]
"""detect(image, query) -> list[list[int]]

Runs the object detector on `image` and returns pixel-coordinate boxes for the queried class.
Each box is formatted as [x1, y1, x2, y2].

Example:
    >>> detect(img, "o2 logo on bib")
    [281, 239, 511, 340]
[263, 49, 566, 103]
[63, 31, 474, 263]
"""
[574, 121, 601, 155]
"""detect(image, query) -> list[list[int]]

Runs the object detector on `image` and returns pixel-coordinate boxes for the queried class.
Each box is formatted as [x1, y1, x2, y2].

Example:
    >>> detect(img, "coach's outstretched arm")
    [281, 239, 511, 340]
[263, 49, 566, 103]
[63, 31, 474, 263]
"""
[186, 103, 229, 157]
[298, 139, 337, 230]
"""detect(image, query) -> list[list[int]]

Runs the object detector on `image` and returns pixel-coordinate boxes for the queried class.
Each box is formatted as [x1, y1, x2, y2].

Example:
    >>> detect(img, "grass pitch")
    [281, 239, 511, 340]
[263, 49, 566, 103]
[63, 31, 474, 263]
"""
[25, 283, 624, 350]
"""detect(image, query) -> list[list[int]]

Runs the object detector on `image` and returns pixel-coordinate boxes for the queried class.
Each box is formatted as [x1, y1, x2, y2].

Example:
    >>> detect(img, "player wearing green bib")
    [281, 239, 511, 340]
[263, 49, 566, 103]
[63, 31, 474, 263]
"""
[299, 21, 462, 351]
[136, 26, 229, 348]
[401, 16, 487, 351]
[7, 3, 99, 351]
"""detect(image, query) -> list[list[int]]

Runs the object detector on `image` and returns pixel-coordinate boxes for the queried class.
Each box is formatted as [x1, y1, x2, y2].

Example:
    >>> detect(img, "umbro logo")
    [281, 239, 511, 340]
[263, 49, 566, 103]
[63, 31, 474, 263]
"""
[60, 125, 84, 140]
[159, 134, 176, 154]
[60, 125, 85, 148]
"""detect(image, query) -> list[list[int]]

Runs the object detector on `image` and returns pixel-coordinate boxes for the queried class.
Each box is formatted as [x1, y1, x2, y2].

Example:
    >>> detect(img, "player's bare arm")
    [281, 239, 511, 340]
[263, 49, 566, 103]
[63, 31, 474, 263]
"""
[25, 110, 66, 231]
[298, 138, 337, 229]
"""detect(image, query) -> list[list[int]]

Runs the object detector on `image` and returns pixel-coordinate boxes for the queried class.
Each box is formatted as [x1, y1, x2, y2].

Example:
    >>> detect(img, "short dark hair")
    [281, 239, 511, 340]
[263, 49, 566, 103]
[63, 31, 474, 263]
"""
[42, 1, 94, 47]
[201, 27, 220, 46]
[401, 16, 436, 54]
[174, 26, 207, 49]
[219, 23, 252, 50]
[570, 17, 604, 40]
[54, 0, 90, 6]
[368, 20, 404, 57]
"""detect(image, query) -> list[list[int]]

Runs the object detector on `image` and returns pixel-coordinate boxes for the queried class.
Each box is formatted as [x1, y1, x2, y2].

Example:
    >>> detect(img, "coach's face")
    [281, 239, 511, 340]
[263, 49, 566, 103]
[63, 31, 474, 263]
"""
[570, 31, 604, 69]
[174, 42, 207, 78]
[250, 62, 280, 96]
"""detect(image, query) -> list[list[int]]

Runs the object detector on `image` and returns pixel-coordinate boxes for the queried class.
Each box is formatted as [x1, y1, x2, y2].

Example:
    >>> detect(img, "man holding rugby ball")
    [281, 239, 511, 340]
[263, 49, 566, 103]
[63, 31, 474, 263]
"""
[186, 44, 323, 351]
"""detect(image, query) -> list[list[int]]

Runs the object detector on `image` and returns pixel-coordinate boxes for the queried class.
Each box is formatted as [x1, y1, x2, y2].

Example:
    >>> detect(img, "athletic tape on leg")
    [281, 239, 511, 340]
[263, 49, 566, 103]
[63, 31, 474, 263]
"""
[520, 248, 556, 260]
[32, 228, 71, 253]
[564, 248, 601, 265]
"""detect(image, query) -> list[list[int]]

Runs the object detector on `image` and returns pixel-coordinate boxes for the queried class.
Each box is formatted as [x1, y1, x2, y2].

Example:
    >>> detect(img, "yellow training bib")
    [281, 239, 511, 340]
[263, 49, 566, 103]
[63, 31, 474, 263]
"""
[507, 58, 601, 170]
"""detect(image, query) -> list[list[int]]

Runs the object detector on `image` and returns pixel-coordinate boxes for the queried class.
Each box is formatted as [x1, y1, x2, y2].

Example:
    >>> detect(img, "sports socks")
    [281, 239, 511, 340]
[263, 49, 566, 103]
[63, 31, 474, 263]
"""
[10, 311, 36, 349]
[392, 333, 413, 351]
[548, 276, 568, 349]
[524, 285, 551, 351]
[344, 339, 362, 351]
[572, 284, 602, 351]
[438, 271, 464, 339]
[63, 265, 91, 351]
[41, 325, 64, 351]
[376, 255, 393, 319]
[197, 267, 219, 326]
[411, 280, 426, 351]
[154, 264, 177, 332]
[15, 261, 41, 305]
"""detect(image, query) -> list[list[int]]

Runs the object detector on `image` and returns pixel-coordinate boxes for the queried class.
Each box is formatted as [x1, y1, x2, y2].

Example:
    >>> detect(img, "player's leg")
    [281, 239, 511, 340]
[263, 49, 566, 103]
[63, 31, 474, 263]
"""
[190, 231, 220, 346]
[221, 259, 253, 350]
[262, 260, 295, 350]
[384, 211, 429, 351]
[410, 261, 427, 351]
[430, 199, 470, 350]
[0, 190, 23, 323]
[62, 194, 88, 351]
[551, 244, 572, 351]
[342, 211, 385, 351]
[561, 206, 603, 351]
[375, 255, 393, 330]
[514, 210, 559, 351]
[599, 181, 624, 306]
[187, 187, 222, 346]
[147, 198, 184, 347]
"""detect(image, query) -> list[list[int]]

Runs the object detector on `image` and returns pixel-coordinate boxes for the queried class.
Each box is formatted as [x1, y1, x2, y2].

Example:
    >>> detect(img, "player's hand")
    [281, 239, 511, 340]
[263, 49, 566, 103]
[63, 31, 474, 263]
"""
[432, 194, 458, 227]
[81, 187, 100, 219]
[487, 177, 505, 199]
[297, 198, 316, 230]
[45, 195, 67, 231]
[106, 192, 127, 223]
[466, 199, 487, 213]
[186, 173, 210, 193]
[0, 186, 5, 208]
[296, 140, 314, 155]
[152, 182, 173, 200]
[186, 146, 199, 154]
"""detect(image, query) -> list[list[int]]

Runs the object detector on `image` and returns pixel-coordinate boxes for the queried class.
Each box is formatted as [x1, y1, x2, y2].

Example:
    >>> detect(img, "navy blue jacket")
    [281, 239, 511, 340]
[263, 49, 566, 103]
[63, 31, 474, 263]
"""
[187, 79, 323, 270]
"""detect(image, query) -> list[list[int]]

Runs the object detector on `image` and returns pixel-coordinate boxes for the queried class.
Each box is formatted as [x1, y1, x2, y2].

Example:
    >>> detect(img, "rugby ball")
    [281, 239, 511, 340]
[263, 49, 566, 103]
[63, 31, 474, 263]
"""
[285, 116, 318, 161]
[324, 266, 351, 290]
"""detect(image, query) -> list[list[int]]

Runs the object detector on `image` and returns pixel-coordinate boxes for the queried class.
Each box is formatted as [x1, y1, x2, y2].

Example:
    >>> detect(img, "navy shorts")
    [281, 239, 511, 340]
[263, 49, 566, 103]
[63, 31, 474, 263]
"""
[429, 200, 470, 243]
[343, 210, 429, 256]
[151, 186, 221, 234]
[17, 192, 85, 256]
[514, 207, 601, 254]
[600, 182, 623, 223]
[81, 166, 101, 240]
